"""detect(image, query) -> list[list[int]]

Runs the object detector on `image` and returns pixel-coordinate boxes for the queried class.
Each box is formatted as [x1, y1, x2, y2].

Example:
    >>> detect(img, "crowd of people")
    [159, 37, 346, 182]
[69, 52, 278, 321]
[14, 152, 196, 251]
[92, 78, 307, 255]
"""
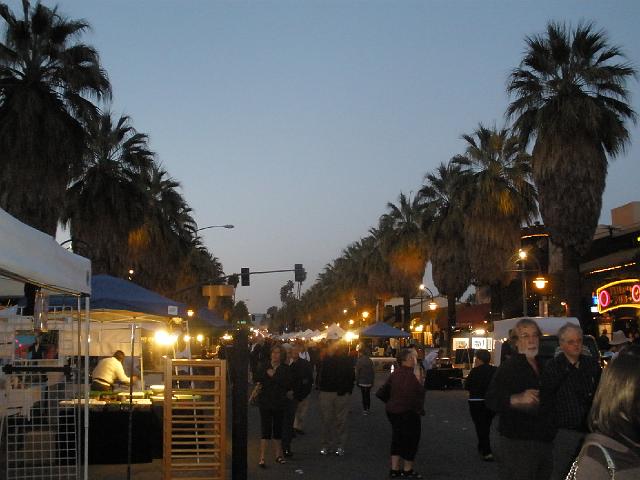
[483, 320, 639, 480]
[244, 322, 639, 479]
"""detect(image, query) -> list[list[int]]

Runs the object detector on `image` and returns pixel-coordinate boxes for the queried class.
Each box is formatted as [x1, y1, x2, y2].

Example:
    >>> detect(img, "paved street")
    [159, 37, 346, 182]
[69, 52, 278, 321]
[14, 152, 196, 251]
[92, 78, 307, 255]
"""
[90, 373, 499, 480]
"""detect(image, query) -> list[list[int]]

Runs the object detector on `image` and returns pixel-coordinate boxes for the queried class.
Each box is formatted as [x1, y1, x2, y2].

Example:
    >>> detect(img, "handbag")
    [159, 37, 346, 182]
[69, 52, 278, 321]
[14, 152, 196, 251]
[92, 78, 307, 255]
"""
[249, 383, 262, 406]
[375, 381, 391, 403]
[565, 440, 616, 479]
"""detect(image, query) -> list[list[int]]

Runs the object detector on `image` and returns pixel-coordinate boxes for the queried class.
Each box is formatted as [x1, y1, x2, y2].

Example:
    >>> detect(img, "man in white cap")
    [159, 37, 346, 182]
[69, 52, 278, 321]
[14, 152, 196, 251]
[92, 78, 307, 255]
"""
[609, 330, 630, 360]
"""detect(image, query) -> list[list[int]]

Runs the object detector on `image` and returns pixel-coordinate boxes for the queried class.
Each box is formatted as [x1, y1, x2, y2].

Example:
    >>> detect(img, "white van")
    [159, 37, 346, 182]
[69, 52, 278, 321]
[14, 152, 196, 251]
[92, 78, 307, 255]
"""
[490, 316, 581, 366]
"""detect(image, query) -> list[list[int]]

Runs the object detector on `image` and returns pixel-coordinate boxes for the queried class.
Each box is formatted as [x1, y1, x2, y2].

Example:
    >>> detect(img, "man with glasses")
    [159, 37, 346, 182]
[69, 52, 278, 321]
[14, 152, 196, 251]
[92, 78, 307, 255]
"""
[541, 323, 601, 480]
[486, 318, 556, 480]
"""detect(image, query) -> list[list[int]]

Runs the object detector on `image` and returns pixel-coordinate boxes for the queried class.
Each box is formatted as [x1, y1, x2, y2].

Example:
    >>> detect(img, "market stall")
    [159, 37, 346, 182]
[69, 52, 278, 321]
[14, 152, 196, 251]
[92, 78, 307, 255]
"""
[47, 274, 188, 466]
[0, 207, 92, 480]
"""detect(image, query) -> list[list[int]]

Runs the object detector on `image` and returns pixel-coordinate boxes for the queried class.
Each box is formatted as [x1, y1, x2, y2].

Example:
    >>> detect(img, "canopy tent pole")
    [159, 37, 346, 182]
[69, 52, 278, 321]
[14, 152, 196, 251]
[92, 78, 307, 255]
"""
[127, 321, 135, 480]
[83, 296, 90, 480]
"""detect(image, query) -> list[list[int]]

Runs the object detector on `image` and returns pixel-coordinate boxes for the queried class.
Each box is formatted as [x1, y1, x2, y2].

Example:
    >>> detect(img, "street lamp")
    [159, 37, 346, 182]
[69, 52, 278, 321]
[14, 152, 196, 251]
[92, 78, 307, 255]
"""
[516, 249, 548, 316]
[418, 284, 438, 343]
[196, 224, 234, 231]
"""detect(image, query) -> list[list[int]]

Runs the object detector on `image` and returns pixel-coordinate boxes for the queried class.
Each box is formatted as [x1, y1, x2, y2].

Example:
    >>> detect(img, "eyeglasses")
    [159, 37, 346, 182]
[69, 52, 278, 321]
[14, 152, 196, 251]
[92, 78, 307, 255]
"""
[561, 339, 583, 346]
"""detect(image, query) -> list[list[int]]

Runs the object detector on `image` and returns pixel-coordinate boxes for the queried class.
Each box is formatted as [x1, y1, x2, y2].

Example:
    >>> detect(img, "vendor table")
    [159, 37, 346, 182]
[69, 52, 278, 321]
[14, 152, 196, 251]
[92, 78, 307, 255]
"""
[57, 407, 156, 464]
[88, 408, 155, 464]
[425, 368, 464, 390]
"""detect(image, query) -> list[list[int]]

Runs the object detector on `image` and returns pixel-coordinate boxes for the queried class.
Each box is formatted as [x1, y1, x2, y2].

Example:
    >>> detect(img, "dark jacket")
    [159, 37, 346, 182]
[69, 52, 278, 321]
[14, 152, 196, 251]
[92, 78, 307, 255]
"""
[254, 362, 292, 410]
[317, 353, 355, 395]
[465, 363, 497, 400]
[385, 366, 425, 416]
[289, 357, 313, 401]
[485, 354, 556, 442]
[540, 353, 601, 431]
[355, 355, 375, 386]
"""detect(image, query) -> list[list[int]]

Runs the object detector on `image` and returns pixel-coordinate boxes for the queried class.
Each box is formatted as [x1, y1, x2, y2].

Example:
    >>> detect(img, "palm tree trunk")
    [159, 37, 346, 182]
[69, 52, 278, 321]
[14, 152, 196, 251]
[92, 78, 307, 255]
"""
[447, 295, 457, 329]
[490, 284, 504, 319]
[562, 247, 590, 332]
[403, 295, 411, 331]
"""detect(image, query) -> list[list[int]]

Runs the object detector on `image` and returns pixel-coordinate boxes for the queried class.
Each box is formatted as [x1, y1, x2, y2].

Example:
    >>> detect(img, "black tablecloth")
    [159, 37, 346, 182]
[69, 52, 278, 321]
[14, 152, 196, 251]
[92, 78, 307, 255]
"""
[425, 368, 464, 390]
[88, 409, 154, 464]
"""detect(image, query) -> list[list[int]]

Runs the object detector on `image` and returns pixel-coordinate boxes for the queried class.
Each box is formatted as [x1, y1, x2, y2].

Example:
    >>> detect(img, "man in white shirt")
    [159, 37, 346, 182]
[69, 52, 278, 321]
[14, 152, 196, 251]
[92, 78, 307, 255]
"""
[91, 350, 135, 391]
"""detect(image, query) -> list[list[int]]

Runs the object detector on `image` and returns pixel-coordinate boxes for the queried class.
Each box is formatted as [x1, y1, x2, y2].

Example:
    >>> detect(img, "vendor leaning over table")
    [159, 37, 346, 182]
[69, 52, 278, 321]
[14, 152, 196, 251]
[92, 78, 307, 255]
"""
[91, 350, 138, 392]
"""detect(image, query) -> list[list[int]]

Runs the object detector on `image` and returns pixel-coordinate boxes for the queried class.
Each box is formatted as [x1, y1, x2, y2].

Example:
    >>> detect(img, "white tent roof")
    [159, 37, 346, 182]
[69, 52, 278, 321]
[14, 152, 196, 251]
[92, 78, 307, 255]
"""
[0, 208, 91, 295]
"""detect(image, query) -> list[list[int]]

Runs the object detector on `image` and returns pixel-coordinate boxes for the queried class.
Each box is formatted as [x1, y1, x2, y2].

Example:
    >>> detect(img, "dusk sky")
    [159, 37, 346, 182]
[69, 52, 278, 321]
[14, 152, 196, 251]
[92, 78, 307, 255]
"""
[36, 0, 640, 313]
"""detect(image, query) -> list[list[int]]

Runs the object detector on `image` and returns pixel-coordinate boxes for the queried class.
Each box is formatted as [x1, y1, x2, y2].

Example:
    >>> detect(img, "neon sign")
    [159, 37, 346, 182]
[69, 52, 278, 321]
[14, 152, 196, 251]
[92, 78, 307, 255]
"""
[596, 279, 640, 313]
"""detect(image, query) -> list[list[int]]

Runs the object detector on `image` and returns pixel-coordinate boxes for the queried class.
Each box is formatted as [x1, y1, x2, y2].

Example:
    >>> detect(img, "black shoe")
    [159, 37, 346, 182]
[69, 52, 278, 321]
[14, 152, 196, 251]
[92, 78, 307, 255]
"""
[294, 428, 305, 435]
[283, 449, 293, 458]
[389, 470, 401, 478]
[401, 470, 423, 479]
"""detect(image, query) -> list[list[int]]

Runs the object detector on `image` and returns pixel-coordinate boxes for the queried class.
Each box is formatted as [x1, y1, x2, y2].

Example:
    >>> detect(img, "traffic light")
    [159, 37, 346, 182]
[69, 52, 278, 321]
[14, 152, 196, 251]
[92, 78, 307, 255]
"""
[241, 268, 250, 286]
[294, 264, 306, 282]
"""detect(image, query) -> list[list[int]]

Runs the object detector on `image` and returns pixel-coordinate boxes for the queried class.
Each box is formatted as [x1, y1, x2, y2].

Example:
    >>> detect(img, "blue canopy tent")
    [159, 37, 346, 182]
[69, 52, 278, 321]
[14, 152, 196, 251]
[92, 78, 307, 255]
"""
[360, 322, 411, 338]
[196, 307, 227, 329]
[49, 274, 186, 322]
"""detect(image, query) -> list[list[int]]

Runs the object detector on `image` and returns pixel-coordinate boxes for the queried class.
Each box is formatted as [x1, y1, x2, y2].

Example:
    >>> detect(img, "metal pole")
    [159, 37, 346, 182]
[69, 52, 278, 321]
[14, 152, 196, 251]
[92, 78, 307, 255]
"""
[231, 327, 248, 480]
[83, 296, 90, 480]
[127, 323, 135, 480]
[521, 263, 527, 316]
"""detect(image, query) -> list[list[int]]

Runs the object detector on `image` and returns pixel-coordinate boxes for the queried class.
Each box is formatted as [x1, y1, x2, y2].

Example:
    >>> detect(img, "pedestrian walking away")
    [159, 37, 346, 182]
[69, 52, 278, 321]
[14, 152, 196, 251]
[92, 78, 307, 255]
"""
[355, 346, 375, 415]
[384, 348, 426, 479]
[465, 349, 497, 461]
[317, 341, 355, 456]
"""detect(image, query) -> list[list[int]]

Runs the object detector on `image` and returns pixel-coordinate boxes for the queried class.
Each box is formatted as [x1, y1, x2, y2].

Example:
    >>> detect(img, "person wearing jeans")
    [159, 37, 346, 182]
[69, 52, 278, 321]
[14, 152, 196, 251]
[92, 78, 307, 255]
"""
[355, 347, 375, 414]
[465, 349, 497, 461]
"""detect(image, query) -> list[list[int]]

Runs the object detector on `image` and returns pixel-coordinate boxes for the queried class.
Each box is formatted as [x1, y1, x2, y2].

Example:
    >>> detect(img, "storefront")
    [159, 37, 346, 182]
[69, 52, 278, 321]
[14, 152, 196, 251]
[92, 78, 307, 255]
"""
[594, 278, 640, 335]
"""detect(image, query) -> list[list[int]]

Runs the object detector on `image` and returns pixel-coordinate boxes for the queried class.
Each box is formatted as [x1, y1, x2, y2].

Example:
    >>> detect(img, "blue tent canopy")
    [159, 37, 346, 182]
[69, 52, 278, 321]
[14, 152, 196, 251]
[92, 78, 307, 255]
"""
[48, 274, 187, 321]
[360, 322, 411, 338]
[196, 307, 227, 328]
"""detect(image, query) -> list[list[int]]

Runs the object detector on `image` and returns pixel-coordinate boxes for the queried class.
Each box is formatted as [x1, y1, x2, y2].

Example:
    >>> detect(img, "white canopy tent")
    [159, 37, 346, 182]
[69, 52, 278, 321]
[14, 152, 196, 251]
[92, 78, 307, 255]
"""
[0, 207, 92, 480]
[0, 208, 91, 296]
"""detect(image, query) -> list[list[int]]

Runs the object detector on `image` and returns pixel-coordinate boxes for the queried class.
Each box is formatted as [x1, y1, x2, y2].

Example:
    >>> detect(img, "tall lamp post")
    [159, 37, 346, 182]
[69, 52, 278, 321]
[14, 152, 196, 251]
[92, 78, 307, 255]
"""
[517, 249, 548, 316]
[418, 284, 438, 343]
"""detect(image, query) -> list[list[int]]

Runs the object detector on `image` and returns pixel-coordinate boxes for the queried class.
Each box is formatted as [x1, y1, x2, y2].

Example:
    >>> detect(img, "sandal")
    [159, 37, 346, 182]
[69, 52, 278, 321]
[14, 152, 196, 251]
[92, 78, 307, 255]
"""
[275, 456, 287, 464]
[259, 459, 266, 469]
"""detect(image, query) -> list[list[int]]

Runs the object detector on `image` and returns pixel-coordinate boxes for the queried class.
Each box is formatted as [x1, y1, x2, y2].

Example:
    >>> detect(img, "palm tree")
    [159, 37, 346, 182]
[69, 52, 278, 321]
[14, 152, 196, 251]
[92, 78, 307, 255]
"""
[419, 161, 471, 329]
[379, 192, 429, 330]
[63, 112, 153, 274]
[507, 22, 637, 324]
[453, 125, 537, 316]
[0, 1, 110, 235]
[128, 165, 198, 294]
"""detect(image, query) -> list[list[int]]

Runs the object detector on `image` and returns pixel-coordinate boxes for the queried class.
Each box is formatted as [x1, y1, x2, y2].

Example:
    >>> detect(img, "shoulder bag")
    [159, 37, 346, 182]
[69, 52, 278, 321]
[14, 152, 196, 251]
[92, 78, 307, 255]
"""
[565, 440, 616, 479]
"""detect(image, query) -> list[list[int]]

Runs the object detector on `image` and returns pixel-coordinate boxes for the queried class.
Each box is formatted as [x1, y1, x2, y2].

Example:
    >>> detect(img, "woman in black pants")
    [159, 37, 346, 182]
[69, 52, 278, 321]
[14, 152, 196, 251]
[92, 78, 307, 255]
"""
[356, 347, 375, 414]
[254, 345, 292, 468]
[384, 348, 425, 478]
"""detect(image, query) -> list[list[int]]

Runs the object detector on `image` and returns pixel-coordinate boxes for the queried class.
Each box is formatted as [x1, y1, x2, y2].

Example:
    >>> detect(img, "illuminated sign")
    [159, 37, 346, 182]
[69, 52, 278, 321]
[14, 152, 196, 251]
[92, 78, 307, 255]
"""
[452, 337, 470, 350]
[472, 337, 489, 349]
[596, 279, 640, 313]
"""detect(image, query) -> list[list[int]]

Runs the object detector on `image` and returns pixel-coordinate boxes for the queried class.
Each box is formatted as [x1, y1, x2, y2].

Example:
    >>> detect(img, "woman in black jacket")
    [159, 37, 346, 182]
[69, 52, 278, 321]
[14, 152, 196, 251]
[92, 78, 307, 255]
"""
[254, 345, 292, 467]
